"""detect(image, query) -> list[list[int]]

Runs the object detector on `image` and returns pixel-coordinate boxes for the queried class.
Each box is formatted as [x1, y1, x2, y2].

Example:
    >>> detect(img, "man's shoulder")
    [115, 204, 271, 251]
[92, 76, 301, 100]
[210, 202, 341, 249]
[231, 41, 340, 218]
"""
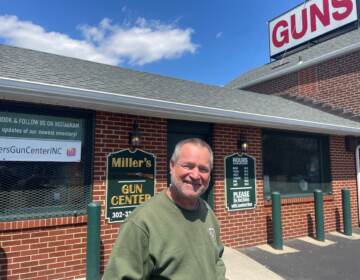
[126, 189, 168, 222]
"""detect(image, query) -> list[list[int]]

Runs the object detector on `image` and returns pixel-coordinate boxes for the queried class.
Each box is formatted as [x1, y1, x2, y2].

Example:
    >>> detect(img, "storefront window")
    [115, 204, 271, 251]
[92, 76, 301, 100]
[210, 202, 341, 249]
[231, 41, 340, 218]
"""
[262, 130, 331, 198]
[0, 103, 94, 221]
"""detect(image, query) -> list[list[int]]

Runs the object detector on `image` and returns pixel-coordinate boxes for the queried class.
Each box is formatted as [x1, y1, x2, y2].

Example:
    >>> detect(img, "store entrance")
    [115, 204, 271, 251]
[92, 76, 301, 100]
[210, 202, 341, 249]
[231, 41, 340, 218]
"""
[167, 119, 213, 206]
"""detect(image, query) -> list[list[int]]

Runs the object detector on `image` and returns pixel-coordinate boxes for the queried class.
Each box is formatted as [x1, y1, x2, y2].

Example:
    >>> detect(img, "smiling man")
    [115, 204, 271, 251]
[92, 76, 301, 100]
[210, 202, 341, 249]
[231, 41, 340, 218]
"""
[103, 138, 227, 280]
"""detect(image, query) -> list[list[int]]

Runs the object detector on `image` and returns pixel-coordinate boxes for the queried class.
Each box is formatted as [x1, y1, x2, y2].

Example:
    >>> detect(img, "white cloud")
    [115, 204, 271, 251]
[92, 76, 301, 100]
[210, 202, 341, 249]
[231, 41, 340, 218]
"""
[0, 15, 198, 66]
[216, 32, 223, 39]
[96, 18, 198, 65]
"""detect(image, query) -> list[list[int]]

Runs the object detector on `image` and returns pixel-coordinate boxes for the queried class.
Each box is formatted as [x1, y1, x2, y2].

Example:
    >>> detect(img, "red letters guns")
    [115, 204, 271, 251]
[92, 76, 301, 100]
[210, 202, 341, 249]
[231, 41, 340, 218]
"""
[269, 0, 358, 57]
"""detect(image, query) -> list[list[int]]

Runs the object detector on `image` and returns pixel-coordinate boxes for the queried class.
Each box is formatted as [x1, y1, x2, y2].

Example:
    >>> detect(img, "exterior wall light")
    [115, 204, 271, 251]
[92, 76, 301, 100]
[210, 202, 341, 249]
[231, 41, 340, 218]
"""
[129, 121, 142, 150]
[237, 135, 248, 154]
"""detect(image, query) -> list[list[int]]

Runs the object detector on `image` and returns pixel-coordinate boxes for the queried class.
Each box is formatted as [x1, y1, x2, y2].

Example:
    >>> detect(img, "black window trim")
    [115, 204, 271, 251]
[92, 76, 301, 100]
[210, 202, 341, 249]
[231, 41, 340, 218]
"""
[0, 100, 95, 221]
[261, 128, 332, 200]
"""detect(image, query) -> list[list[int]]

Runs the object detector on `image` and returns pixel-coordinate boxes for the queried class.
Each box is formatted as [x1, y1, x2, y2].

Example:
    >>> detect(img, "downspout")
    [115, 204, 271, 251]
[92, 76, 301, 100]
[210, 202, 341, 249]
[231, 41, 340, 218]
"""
[356, 145, 360, 224]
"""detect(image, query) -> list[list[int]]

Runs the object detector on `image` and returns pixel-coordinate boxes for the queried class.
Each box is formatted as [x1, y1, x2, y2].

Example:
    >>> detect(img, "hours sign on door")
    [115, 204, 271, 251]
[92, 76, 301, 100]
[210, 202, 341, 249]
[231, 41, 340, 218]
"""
[224, 153, 256, 211]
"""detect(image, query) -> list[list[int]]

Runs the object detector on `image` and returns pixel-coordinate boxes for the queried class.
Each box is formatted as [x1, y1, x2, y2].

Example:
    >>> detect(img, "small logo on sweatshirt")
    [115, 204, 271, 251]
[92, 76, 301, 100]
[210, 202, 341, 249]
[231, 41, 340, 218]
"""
[208, 227, 216, 240]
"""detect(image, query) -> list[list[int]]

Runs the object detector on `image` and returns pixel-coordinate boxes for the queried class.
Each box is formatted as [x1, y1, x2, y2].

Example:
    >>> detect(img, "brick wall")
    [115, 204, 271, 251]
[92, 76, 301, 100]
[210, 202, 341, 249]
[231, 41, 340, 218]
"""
[247, 72, 298, 97]
[246, 50, 360, 116]
[213, 124, 359, 248]
[1, 110, 359, 279]
[0, 111, 168, 280]
[92, 112, 168, 273]
[213, 124, 268, 248]
[329, 136, 359, 229]
[0, 216, 87, 280]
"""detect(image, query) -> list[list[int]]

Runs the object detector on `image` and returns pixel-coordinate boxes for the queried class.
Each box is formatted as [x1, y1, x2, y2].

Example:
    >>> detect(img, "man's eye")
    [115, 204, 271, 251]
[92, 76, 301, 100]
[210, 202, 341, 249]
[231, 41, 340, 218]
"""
[199, 167, 210, 173]
[181, 164, 193, 170]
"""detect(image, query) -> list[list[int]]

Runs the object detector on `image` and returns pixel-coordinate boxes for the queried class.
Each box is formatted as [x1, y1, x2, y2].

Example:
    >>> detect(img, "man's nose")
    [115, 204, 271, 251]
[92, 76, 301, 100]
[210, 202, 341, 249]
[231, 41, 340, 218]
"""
[189, 167, 201, 180]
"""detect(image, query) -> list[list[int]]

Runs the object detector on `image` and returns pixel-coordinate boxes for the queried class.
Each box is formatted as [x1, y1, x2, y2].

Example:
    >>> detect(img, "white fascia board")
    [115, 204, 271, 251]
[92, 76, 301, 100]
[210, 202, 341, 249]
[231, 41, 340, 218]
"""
[1, 76, 360, 136]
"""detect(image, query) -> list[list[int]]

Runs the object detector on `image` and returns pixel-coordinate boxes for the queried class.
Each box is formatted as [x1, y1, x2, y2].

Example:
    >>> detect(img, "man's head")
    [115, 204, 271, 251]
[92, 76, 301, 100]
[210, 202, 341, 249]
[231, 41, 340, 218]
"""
[169, 138, 213, 206]
[171, 138, 213, 169]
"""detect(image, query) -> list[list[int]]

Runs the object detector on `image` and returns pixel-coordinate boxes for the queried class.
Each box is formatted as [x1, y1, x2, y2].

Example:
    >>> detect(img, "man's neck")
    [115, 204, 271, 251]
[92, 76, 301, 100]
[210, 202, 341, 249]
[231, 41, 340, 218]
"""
[166, 186, 199, 210]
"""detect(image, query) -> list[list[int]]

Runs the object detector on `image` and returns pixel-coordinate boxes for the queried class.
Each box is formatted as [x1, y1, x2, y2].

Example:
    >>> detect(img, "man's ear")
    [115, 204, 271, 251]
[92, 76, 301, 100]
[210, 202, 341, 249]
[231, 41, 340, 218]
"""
[169, 160, 175, 174]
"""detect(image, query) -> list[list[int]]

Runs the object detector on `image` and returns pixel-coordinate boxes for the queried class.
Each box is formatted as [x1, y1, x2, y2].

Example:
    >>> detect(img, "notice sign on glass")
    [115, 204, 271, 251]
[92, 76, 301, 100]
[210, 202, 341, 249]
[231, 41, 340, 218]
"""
[106, 149, 156, 223]
[0, 111, 83, 162]
[224, 153, 256, 211]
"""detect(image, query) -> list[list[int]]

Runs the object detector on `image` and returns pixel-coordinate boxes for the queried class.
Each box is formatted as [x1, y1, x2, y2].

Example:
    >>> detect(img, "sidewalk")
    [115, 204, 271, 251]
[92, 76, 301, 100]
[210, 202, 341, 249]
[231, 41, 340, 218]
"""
[224, 227, 360, 280]
[223, 246, 284, 280]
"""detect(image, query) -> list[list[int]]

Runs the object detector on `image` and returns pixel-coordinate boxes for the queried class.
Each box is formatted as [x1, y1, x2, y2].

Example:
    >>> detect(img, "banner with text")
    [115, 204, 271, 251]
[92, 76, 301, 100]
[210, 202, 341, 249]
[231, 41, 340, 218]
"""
[0, 111, 83, 162]
[0, 111, 83, 140]
[0, 137, 82, 162]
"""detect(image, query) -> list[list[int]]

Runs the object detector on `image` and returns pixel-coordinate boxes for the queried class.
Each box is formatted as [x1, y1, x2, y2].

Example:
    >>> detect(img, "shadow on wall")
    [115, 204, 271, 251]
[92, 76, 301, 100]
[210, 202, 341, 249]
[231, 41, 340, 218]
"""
[100, 240, 105, 273]
[307, 214, 314, 237]
[265, 206, 348, 244]
[0, 246, 8, 280]
[266, 213, 315, 243]
[266, 216, 273, 244]
[335, 208, 341, 232]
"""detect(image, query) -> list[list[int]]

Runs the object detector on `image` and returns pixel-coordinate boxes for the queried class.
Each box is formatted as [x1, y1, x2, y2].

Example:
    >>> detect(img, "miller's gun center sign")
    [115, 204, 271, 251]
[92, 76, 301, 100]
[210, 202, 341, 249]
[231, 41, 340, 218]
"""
[106, 149, 156, 223]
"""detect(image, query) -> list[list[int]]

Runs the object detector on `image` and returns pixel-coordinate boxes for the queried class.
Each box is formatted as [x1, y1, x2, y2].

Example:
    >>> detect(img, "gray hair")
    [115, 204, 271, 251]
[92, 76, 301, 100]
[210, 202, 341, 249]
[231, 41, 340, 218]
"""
[170, 138, 213, 169]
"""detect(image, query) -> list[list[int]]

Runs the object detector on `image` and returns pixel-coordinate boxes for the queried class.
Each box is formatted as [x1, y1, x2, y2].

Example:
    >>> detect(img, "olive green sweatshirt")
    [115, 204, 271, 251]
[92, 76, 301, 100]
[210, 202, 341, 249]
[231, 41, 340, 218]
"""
[103, 189, 227, 280]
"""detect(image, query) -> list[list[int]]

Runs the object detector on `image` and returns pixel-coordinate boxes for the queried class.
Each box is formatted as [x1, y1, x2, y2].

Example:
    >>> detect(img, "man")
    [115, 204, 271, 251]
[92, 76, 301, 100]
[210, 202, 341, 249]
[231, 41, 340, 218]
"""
[103, 138, 227, 280]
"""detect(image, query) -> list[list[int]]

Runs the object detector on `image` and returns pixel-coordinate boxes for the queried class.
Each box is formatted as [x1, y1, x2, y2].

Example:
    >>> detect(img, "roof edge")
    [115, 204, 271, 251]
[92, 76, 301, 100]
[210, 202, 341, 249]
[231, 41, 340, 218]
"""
[235, 39, 360, 89]
[1, 76, 360, 136]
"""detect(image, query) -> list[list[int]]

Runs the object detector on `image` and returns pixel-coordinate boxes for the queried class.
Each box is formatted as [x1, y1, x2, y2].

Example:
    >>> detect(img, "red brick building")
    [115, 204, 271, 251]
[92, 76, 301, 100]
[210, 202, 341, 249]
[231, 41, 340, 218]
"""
[1, 3, 360, 278]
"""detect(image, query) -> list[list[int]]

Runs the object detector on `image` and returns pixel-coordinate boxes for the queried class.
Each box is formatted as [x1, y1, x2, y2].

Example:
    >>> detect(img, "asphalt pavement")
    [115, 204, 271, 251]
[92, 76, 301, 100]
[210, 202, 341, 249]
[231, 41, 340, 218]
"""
[92, 228, 360, 280]
[233, 227, 360, 280]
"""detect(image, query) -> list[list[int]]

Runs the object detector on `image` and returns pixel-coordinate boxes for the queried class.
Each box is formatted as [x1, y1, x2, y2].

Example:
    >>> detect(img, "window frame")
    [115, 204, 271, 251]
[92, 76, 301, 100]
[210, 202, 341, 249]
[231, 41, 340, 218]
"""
[0, 101, 95, 221]
[262, 129, 332, 200]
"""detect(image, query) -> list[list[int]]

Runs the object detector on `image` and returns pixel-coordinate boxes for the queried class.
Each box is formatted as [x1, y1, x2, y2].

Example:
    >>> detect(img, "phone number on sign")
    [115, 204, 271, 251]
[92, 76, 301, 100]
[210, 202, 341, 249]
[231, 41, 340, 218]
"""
[112, 210, 132, 219]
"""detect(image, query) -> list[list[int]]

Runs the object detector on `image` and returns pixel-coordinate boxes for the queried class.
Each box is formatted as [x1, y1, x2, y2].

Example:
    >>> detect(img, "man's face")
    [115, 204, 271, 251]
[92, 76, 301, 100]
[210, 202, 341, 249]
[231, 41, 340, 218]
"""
[170, 143, 211, 200]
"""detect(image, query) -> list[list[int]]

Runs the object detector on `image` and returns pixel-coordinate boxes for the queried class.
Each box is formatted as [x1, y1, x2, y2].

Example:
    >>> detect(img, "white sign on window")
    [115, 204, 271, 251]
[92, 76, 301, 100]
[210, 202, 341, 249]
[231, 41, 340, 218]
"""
[0, 137, 82, 162]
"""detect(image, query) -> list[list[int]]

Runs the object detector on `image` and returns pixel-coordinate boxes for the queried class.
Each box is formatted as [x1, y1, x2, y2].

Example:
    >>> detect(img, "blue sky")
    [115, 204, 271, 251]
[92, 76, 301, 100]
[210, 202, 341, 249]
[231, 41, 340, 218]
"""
[0, 0, 302, 86]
